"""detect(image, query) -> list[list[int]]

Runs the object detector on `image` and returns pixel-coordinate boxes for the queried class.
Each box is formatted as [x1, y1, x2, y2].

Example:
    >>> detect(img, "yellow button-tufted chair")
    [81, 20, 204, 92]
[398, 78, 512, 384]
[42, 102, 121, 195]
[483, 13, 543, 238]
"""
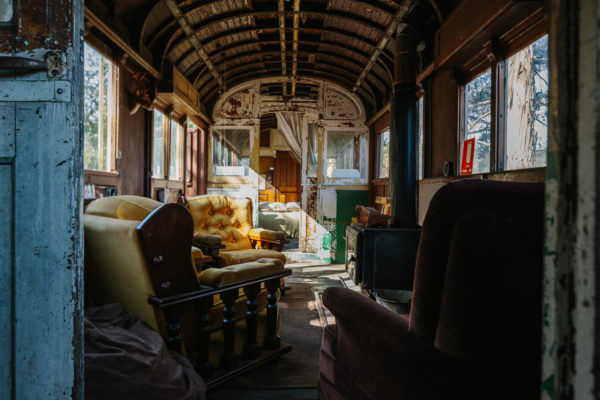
[186, 195, 289, 268]
[83, 195, 292, 386]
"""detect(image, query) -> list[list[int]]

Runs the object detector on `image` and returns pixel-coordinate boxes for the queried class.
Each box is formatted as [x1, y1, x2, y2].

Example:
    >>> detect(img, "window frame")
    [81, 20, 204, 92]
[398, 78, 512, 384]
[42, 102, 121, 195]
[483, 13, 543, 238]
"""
[83, 41, 118, 173]
[324, 127, 368, 184]
[209, 125, 254, 181]
[457, 19, 547, 175]
[168, 119, 184, 181]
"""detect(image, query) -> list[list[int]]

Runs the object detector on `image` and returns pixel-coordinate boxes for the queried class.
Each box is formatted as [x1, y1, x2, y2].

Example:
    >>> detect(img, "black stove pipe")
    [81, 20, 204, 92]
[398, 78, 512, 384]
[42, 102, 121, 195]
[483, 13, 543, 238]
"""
[389, 34, 417, 228]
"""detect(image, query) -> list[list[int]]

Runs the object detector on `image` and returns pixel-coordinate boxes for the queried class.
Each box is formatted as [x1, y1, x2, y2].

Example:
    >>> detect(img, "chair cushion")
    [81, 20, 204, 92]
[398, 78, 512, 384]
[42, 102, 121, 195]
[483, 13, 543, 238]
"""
[86, 195, 163, 221]
[187, 195, 254, 251]
[218, 249, 287, 267]
[249, 228, 287, 241]
[197, 258, 286, 287]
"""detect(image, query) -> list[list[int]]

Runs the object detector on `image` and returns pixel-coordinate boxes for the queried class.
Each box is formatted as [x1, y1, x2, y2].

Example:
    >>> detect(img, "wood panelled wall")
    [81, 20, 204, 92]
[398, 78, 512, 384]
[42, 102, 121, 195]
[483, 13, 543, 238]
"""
[428, 68, 459, 177]
[118, 67, 149, 196]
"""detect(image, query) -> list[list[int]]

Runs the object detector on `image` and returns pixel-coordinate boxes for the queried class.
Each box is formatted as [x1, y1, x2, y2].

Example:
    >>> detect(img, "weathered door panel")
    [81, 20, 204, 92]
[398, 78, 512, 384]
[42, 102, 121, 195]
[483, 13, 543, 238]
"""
[0, 1, 84, 399]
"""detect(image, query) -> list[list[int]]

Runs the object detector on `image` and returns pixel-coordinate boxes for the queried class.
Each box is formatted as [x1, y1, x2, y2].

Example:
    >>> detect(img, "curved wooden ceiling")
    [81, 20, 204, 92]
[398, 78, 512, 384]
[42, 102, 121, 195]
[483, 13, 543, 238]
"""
[123, 0, 459, 116]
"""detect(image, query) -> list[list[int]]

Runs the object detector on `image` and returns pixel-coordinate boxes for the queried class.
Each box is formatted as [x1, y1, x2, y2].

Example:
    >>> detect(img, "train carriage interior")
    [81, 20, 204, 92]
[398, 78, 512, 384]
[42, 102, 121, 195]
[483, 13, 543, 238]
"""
[2, 0, 600, 399]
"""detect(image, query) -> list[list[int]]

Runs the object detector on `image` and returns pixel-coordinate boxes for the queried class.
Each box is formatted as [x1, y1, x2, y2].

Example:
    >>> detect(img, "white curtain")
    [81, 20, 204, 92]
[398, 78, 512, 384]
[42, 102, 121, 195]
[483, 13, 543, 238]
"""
[275, 111, 303, 162]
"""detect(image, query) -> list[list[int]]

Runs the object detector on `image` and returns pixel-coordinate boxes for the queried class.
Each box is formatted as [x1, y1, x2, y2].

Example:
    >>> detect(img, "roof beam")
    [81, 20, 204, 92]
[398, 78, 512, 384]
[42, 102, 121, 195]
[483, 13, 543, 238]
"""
[353, 0, 413, 93]
[162, 0, 220, 82]
[169, 25, 388, 66]
[291, 0, 300, 96]
[278, 0, 287, 95]
[191, 50, 389, 93]
[148, 7, 387, 51]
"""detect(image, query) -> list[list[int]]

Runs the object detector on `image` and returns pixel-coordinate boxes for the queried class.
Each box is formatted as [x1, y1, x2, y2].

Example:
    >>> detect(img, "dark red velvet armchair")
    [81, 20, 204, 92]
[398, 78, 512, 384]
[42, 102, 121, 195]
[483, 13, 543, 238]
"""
[319, 179, 544, 400]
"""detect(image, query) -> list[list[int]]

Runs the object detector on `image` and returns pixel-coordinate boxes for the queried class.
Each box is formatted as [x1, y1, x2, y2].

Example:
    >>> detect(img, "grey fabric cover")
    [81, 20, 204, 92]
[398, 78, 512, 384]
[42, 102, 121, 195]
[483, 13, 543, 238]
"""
[258, 210, 300, 238]
[85, 303, 206, 400]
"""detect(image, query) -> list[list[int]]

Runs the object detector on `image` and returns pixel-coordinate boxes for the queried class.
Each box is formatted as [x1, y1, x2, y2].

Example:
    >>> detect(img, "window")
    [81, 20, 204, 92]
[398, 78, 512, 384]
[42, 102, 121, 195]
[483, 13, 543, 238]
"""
[169, 120, 183, 180]
[211, 128, 251, 176]
[458, 32, 548, 175]
[152, 111, 166, 178]
[504, 34, 548, 169]
[307, 122, 319, 178]
[327, 130, 362, 179]
[376, 130, 390, 179]
[84, 43, 115, 171]
[417, 97, 424, 180]
[462, 69, 492, 174]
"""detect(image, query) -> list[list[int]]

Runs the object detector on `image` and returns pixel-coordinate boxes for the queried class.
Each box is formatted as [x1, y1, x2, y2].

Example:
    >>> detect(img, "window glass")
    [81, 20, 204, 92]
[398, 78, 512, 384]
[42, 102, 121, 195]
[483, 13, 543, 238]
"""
[307, 122, 319, 178]
[212, 128, 250, 176]
[84, 43, 114, 171]
[377, 130, 390, 179]
[169, 120, 183, 180]
[152, 111, 165, 178]
[504, 34, 548, 169]
[463, 69, 492, 174]
[327, 130, 361, 179]
[417, 97, 424, 180]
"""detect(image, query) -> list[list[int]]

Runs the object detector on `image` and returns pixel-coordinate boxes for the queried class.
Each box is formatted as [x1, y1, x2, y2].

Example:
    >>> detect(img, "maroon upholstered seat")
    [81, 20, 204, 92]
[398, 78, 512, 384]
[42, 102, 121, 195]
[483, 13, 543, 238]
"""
[318, 179, 544, 400]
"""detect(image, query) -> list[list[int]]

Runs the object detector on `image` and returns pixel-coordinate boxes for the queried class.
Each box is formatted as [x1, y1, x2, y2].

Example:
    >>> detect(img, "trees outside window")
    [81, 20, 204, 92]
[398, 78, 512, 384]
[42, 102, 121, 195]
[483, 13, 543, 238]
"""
[458, 33, 548, 175]
[84, 43, 115, 171]
[463, 70, 492, 174]
[504, 34, 548, 169]
[152, 111, 166, 178]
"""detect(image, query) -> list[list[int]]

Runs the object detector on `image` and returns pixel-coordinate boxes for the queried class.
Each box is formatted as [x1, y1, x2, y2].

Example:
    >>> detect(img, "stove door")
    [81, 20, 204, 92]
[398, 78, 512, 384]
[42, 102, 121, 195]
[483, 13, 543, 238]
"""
[344, 226, 363, 284]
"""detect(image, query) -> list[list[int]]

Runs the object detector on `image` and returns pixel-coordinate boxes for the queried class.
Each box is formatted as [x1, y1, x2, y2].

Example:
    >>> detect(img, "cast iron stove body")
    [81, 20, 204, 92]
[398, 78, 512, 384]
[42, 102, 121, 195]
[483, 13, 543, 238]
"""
[345, 224, 420, 290]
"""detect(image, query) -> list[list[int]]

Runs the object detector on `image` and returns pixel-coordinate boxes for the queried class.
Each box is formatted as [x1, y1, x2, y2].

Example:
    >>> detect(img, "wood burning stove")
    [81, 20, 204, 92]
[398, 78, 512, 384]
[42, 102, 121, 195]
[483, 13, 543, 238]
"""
[345, 224, 420, 290]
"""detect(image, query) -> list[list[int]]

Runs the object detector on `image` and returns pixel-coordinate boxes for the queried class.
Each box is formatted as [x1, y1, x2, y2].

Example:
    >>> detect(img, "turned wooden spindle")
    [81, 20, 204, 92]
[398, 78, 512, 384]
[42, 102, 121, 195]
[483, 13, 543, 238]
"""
[195, 296, 214, 378]
[263, 278, 281, 350]
[164, 306, 184, 353]
[220, 289, 240, 368]
[243, 283, 261, 358]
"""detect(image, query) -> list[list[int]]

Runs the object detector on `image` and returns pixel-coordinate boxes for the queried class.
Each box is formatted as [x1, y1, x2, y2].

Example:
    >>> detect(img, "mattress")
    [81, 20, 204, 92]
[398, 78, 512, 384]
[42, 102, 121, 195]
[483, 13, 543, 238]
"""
[258, 210, 300, 238]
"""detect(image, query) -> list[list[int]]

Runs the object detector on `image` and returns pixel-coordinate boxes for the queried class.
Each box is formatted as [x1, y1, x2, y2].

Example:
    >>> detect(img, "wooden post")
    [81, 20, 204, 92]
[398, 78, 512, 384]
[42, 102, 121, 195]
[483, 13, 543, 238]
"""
[164, 306, 184, 353]
[264, 279, 281, 350]
[195, 296, 214, 377]
[220, 289, 240, 368]
[244, 284, 261, 358]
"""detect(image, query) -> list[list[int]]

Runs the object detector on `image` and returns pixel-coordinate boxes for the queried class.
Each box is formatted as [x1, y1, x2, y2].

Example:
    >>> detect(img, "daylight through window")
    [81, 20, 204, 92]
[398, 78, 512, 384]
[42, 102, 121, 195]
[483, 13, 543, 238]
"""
[84, 43, 115, 171]
[463, 69, 492, 174]
[504, 35, 549, 170]
[152, 111, 166, 178]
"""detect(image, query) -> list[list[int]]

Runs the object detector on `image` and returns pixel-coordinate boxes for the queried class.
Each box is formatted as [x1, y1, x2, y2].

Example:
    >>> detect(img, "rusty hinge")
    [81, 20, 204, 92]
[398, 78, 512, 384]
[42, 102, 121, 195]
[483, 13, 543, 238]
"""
[0, 52, 66, 78]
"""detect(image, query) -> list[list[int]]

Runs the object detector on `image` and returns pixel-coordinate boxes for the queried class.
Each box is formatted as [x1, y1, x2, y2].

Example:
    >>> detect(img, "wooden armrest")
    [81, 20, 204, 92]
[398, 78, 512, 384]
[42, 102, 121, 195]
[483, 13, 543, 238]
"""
[148, 269, 292, 307]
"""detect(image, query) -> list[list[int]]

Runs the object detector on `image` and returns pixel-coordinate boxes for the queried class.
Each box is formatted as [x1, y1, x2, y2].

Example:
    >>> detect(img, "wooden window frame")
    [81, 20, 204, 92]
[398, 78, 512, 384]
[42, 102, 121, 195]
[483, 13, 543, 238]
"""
[457, 14, 547, 175]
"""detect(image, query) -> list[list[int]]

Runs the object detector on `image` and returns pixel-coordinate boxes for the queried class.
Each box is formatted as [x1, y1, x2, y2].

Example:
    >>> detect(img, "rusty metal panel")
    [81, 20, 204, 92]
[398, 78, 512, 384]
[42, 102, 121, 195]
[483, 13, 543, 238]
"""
[0, 0, 73, 52]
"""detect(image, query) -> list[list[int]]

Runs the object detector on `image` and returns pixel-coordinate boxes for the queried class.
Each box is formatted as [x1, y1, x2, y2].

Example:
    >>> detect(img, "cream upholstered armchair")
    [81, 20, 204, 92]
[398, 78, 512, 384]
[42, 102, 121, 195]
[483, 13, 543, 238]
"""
[83, 195, 292, 387]
[186, 195, 288, 267]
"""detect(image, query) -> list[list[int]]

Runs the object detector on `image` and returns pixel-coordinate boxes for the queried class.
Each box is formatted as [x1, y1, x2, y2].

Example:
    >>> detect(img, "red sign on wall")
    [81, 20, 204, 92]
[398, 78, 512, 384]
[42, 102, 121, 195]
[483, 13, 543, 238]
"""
[461, 138, 475, 175]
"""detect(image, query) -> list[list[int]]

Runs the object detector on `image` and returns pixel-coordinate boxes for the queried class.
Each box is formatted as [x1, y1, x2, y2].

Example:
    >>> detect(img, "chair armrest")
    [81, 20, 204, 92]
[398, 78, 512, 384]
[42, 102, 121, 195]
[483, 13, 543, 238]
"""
[192, 233, 225, 266]
[197, 259, 286, 287]
[248, 228, 288, 251]
[193, 232, 224, 248]
[321, 287, 429, 399]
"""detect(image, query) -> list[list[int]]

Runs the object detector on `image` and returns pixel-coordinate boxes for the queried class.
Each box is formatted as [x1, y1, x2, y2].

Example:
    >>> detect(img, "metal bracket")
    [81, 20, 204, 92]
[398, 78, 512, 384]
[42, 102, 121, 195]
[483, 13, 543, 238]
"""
[45, 51, 66, 79]
[0, 51, 66, 78]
